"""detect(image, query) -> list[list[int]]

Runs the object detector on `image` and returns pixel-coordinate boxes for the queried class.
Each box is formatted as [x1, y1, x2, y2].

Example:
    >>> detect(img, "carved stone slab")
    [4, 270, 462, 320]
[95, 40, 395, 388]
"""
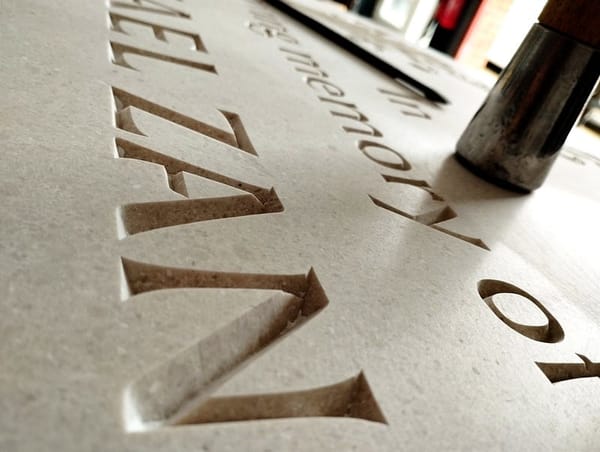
[1, 0, 599, 451]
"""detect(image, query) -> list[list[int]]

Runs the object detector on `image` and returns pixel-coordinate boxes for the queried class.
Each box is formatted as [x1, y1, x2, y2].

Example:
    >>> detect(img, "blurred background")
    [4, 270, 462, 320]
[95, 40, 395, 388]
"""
[331, 0, 600, 134]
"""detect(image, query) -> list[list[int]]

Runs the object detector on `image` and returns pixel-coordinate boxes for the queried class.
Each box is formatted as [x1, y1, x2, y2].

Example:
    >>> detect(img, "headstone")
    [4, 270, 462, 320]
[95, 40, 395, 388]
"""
[1, 0, 599, 450]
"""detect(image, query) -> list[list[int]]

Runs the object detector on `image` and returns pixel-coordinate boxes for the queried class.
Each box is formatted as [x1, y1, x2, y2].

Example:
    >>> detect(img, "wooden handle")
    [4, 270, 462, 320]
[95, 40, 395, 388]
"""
[539, 0, 600, 49]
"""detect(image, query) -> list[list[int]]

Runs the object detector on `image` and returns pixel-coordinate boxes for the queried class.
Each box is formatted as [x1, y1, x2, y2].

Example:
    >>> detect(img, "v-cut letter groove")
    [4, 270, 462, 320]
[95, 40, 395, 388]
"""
[121, 258, 387, 430]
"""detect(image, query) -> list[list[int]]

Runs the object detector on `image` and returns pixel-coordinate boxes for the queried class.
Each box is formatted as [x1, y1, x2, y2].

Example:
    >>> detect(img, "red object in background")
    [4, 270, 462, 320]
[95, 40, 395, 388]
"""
[436, 0, 468, 30]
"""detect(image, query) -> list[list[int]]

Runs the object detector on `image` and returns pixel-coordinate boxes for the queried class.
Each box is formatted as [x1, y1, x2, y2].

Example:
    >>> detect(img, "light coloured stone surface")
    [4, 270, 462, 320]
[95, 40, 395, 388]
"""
[1, 0, 599, 451]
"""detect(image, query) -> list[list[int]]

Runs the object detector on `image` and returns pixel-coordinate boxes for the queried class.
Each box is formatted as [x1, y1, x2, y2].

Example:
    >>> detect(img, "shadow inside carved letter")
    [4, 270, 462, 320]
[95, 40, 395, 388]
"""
[121, 259, 387, 430]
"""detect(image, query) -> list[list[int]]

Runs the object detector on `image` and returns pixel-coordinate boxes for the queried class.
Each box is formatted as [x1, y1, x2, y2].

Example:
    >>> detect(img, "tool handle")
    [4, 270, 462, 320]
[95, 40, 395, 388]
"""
[539, 0, 600, 49]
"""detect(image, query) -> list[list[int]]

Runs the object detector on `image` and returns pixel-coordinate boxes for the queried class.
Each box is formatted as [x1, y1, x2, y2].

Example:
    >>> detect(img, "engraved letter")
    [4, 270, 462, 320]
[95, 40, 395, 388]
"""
[279, 48, 328, 78]
[371, 175, 489, 250]
[110, 42, 215, 73]
[319, 97, 382, 138]
[110, 88, 285, 236]
[115, 139, 283, 236]
[378, 86, 440, 119]
[110, 0, 190, 19]
[306, 77, 344, 97]
[246, 18, 298, 44]
[109, 12, 205, 52]
[477, 279, 564, 343]
[358, 140, 411, 171]
[536, 354, 600, 383]
[121, 259, 387, 430]
[112, 87, 256, 155]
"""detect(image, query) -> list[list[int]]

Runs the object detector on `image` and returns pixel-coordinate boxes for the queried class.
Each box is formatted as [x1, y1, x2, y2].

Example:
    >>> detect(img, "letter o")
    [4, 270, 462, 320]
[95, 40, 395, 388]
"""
[358, 140, 411, 171]
[477, 279, 564, 343]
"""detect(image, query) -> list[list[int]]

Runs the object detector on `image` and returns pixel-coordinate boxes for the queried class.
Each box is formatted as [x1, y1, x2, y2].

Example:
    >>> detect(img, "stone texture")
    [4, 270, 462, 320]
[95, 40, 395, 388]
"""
[1, 0, 599, 451]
